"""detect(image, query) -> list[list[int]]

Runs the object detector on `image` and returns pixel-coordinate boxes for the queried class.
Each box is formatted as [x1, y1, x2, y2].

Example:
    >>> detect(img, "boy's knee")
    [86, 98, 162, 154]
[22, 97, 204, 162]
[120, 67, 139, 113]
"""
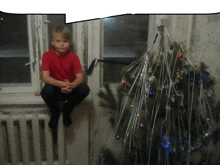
[79, 83, 90, 96]
[41, 84, 56, 99]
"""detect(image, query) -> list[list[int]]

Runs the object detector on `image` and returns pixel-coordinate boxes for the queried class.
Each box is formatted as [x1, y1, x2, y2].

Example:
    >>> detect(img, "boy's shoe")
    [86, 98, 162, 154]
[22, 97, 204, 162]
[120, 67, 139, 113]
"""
[48, 114, 60, 129]
[62, 112, 72, 127]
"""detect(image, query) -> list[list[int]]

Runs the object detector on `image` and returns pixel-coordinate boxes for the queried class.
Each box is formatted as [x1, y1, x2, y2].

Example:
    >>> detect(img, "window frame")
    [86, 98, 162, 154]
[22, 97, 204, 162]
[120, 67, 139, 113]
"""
[0, 15, 48, 94]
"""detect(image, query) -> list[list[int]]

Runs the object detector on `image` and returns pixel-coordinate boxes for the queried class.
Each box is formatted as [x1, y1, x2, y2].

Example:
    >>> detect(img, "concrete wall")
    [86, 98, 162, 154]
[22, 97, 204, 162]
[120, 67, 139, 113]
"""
[190, 14, 220, 99]
[150, 14, 220, 99]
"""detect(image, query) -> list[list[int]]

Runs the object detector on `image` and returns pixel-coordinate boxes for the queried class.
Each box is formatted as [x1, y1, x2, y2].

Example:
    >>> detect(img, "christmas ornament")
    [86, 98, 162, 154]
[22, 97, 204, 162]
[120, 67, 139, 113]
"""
[201, 71, 211, 88]
[149, 76, 155, 82]
[189, 71, 200, 85]
[162, 135, 172, 153]
[149, 90, 154, 97]
[149, 67, 152, 76]
[116, 134, 120, 140]
[177, 51, 183, 58]
[109, 109, 113, 113]
[131, 100, 135, 107]
[201, 71, 209, 80]
[176, 70, 179, 75]
[121, 79, 126, 86]
[100, 157, 106, 162]
[140, 123, 144, 127]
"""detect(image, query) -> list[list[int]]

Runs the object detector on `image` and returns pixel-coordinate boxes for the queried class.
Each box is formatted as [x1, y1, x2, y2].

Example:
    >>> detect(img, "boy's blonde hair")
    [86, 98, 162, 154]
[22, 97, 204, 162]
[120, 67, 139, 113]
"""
[52, 26, 72, 43]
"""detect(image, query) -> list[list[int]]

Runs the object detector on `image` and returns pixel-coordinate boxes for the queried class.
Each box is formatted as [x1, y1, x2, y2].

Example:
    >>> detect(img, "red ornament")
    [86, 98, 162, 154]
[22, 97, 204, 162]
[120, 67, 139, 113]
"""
[176, 69, 180, 75]
[109, 109, 113, 113]
[121, 79, 126, 86]
[177, 51, 183, 58]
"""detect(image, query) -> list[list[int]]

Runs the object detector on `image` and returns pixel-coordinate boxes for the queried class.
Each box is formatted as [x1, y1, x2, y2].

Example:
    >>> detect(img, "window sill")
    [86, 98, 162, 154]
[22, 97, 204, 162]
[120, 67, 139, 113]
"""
[0, 93, 93, 105]
[0, 93, 93, 114]
[0, 93, 45, 105]
[0, 93, 47, 114]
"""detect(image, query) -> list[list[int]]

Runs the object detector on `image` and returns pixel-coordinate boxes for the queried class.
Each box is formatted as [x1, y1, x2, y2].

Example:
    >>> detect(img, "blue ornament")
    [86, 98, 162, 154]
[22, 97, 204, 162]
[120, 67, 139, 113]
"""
[162, 135, 172, 153]
[189, 71, 200, 85]
[201, 71, 209, 80]
[100, 157, 106, 162]
[162, 135, 168, 142]
[149, 90, 154, 97]
[201, 71, 209, 88]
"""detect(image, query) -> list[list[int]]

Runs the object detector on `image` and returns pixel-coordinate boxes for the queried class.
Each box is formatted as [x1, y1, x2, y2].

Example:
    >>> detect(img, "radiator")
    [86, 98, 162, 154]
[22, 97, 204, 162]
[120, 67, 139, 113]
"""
[0, 113, 70, 165]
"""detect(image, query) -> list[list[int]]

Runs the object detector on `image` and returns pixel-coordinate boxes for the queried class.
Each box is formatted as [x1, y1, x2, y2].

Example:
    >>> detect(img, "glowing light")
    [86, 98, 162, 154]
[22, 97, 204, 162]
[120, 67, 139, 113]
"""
[162, 136, 172, 153]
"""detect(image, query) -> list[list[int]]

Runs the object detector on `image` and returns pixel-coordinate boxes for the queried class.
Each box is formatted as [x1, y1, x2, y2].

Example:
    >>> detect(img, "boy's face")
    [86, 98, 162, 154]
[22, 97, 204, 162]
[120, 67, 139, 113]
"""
[51, 32, 70, 56]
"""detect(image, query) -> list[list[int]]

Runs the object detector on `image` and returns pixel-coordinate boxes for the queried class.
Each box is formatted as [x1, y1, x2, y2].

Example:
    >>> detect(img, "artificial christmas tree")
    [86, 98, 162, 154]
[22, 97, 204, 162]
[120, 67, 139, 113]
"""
[93, 25, 219, 164]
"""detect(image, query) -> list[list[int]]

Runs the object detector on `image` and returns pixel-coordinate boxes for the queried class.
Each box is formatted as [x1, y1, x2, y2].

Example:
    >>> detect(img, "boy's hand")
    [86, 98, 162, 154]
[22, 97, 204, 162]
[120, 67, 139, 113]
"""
[60, 79, 72, 93]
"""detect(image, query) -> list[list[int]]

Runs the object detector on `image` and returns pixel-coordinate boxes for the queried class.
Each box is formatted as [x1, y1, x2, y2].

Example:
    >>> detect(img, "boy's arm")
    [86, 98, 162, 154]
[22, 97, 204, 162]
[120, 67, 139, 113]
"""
[70, 73, 84, 89]
[60, 73, 83, 93]
[42, 71, 67, 88]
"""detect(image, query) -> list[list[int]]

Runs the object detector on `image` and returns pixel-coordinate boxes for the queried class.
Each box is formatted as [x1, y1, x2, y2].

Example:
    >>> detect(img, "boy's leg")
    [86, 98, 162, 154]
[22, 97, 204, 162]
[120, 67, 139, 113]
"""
[41, 84, 67, 128]
[62, 83, 90, 127]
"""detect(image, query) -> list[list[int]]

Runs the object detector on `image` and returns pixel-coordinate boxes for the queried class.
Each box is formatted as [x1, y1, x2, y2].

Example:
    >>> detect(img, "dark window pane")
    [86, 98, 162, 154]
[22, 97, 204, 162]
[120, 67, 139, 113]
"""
[0, 13, 31, 84]
[103, 15, 149, 83]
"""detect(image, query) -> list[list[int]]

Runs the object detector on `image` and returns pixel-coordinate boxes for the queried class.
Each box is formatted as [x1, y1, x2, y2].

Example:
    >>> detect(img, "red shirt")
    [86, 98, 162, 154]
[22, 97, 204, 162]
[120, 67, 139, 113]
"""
[42, 49, 82, 82]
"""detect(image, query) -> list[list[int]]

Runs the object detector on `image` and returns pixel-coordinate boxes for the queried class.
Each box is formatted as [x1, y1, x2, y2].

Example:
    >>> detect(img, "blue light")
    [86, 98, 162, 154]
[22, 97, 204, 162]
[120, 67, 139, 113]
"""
[163, 136, 167, 141]
[149, 90, 154, 97]
[101, 157, 106, 162]
[162, 136, 172, 153]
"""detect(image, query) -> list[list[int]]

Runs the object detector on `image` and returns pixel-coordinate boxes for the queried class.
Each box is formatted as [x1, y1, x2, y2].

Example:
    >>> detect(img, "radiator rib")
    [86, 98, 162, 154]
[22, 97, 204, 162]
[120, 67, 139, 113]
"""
[0, 113, 69, 165]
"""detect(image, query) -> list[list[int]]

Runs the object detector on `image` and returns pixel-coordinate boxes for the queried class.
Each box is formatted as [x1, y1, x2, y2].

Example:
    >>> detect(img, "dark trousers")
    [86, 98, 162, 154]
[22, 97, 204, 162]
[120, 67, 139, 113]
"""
[41, 83, 90, 116]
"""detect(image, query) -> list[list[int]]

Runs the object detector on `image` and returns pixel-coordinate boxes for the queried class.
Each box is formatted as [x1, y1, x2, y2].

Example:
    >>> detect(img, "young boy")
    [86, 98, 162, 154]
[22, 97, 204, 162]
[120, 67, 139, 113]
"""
[40, 26, 90, 129]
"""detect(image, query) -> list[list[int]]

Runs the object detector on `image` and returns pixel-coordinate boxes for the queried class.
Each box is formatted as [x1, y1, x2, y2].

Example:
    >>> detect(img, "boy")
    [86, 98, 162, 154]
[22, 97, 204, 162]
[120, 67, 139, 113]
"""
[40, 26, 90, 129]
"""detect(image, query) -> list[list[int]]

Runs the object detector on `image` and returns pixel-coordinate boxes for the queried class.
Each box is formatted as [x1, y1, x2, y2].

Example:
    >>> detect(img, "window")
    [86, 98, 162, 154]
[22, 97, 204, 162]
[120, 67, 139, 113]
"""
[0, 13, 49, 94]
[102, 15, 149, 83]
[0, 13, 31, 85]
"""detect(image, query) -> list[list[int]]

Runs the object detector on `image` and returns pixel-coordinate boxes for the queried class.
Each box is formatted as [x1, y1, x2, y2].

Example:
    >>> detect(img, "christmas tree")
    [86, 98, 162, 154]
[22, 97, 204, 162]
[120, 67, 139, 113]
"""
[97, 25, 220, 165]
